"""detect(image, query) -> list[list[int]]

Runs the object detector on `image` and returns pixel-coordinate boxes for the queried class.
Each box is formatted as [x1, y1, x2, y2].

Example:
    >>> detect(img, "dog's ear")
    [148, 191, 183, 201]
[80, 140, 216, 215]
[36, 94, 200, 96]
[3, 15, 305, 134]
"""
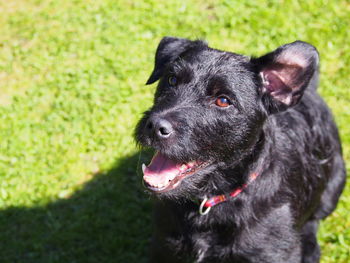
[252, 41, 319, 112]
[146, 37, 205, 85]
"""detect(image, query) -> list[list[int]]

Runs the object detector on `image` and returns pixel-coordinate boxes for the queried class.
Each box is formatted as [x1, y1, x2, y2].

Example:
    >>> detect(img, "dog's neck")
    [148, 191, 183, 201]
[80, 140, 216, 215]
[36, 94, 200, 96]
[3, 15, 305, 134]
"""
[190, 131, 269, 210]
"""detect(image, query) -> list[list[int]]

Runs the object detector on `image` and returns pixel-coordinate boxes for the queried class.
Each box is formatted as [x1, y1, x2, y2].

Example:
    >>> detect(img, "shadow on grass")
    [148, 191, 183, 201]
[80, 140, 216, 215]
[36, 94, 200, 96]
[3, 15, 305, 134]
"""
[0, 152, 153, 263]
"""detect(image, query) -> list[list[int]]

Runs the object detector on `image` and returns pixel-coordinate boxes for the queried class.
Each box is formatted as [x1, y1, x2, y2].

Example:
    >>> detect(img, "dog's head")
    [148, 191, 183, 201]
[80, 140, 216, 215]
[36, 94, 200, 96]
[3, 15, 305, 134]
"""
[135, 37, 318, 198]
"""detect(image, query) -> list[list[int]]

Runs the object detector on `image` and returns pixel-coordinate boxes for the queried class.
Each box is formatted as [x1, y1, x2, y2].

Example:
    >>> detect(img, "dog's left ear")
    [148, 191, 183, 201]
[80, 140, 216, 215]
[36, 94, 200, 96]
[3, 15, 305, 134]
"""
[252, 41, 319, 112]
[146, 37, 206, 85]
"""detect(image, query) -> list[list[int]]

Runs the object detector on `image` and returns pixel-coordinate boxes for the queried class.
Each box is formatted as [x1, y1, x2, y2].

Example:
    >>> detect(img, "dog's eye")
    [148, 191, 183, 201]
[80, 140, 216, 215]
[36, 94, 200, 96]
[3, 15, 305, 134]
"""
[168, 76, 177, 86]
[215, 96, 231, 107]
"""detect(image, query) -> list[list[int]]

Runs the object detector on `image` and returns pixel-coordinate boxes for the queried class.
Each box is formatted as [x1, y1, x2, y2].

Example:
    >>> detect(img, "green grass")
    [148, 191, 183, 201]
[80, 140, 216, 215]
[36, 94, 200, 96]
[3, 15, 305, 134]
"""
[0, 0, 349, 262]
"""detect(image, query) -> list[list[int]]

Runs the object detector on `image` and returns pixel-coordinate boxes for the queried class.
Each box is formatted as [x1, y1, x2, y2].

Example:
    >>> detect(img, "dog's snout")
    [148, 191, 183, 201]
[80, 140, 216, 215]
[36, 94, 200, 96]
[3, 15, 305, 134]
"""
[147, 117, 174, 139]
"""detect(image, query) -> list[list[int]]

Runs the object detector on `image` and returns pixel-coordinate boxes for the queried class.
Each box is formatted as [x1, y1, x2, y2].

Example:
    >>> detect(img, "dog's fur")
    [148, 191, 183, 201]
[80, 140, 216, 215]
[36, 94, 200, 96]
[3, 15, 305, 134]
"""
[135, 37, 346, 263]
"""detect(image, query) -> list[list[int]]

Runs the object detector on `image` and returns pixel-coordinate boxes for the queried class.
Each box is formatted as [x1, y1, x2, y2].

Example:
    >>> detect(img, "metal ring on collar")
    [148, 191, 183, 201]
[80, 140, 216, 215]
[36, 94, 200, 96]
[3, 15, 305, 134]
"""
[199, 197, 211, 215]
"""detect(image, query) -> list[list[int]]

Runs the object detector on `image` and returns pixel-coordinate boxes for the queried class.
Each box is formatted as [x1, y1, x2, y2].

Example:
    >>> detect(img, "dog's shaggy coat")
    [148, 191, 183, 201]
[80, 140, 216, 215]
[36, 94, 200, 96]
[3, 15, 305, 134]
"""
[135, 37, 346, 263]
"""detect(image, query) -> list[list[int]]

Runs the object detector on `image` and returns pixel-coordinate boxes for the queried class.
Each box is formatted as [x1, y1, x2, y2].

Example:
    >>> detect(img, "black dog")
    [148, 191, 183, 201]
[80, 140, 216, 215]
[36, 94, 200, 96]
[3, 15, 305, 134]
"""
[135, 37, 346, 263]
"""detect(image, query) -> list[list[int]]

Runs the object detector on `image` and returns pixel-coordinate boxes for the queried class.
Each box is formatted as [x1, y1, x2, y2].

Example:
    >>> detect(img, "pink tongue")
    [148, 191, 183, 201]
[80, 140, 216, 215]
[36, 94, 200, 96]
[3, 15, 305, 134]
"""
[143, 152, 181, 186]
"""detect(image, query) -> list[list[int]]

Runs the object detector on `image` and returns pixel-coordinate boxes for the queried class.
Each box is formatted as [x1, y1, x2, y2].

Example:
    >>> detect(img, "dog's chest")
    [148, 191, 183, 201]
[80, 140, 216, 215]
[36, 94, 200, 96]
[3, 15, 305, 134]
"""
[167, 215, 243, 262]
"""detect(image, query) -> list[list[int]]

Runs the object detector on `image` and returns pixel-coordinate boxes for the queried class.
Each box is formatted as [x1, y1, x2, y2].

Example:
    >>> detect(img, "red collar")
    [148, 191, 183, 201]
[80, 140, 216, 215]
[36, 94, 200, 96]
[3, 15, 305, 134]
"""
[199, 172, 259, 215]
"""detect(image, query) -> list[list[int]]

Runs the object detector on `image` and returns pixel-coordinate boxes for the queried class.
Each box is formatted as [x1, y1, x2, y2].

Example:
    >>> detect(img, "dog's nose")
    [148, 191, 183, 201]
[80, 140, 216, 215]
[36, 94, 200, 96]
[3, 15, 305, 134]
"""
[147, 117, 174, 139]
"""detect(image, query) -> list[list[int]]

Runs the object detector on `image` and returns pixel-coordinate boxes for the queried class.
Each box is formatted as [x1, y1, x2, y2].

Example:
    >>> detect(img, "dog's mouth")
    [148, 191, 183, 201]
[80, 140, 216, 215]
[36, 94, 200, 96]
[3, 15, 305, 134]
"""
[142, 152, 209, 193]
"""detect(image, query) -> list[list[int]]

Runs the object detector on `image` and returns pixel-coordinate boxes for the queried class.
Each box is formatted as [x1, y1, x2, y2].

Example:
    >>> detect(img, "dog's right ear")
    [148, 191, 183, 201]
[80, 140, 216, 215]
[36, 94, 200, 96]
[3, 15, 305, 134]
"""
[146, 37, 204, 85]
[251, 41, 319, 113]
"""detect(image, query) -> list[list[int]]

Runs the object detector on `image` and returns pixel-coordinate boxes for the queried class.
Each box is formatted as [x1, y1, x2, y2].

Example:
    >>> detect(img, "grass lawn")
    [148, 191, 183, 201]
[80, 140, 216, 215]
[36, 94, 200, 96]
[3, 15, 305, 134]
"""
[0, 0, 349, 262]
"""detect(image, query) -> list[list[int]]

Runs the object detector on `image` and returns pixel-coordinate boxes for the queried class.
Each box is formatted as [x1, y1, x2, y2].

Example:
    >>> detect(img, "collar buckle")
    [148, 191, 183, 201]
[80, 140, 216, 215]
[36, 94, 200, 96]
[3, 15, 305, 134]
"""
[199, 196, 211, 215]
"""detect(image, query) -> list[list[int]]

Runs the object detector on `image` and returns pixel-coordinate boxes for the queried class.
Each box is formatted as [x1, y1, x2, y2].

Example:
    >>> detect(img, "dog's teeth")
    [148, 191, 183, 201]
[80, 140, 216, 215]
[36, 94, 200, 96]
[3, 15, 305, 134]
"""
[180, 164, 187, 171]
[187, 162, 195, 168]
[142, 163, 146, 173]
